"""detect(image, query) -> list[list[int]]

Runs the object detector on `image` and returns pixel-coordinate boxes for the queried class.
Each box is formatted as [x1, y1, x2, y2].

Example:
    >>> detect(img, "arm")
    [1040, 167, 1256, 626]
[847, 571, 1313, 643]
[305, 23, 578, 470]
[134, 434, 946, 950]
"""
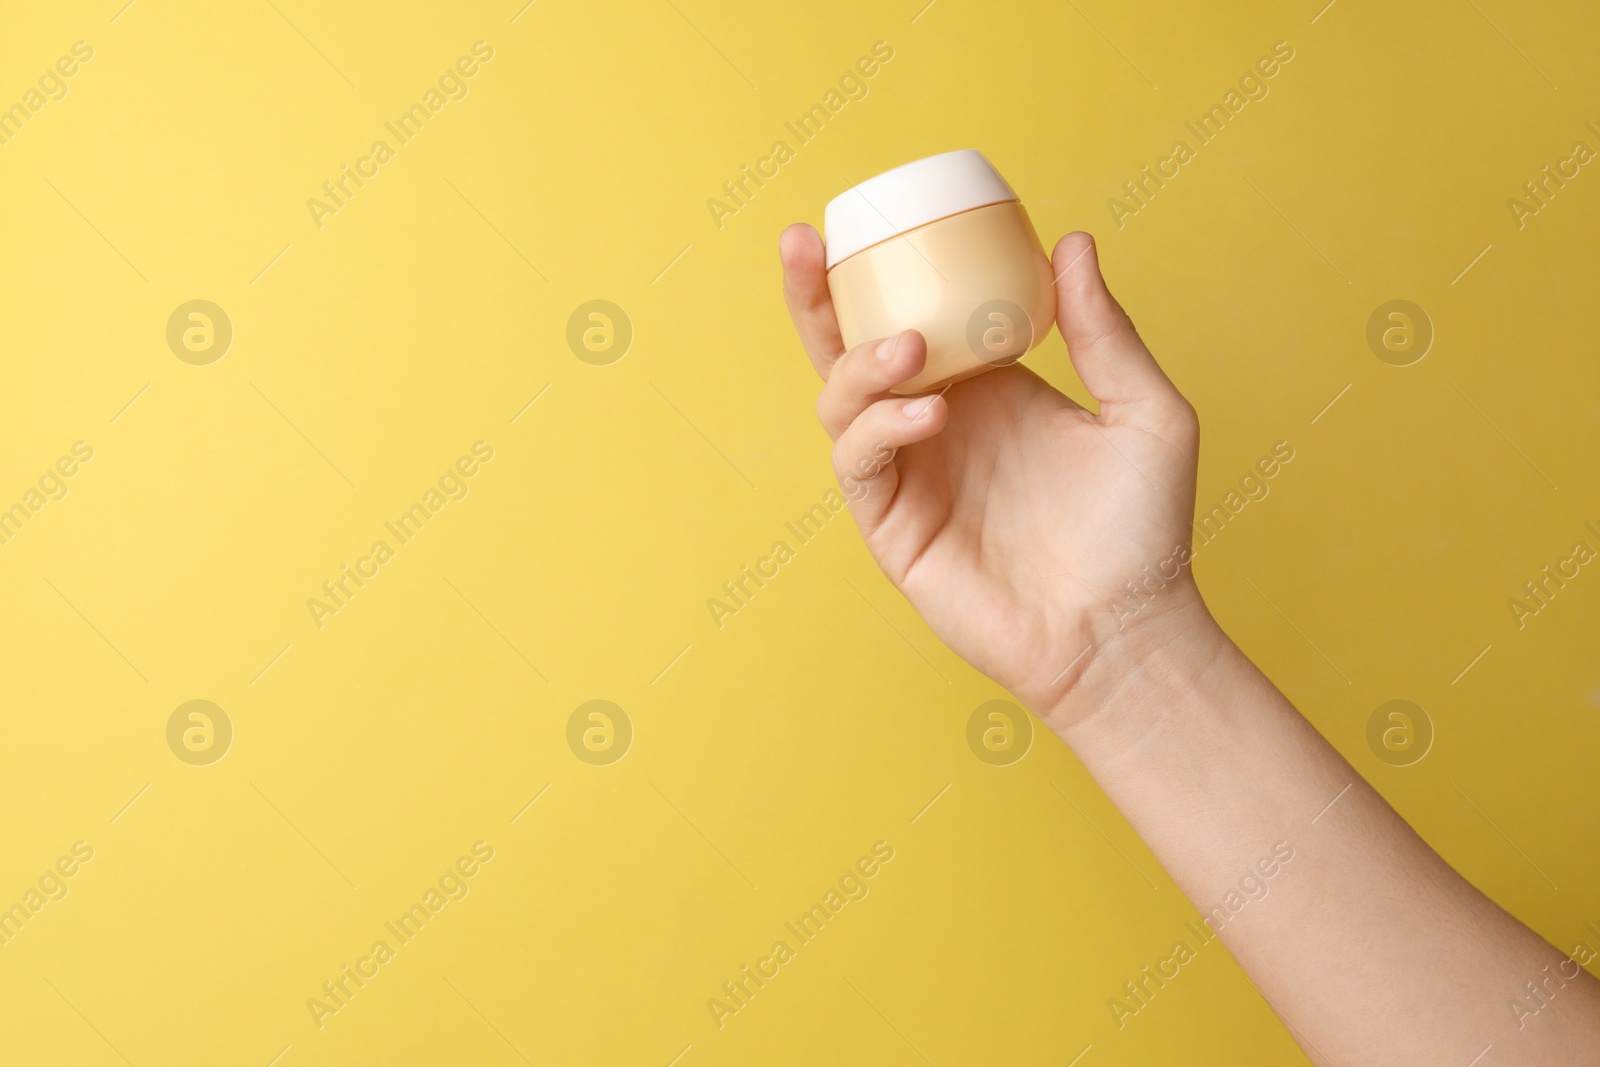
[1057, 602, 1600, 1064]
[778, 224, 1600, 1064]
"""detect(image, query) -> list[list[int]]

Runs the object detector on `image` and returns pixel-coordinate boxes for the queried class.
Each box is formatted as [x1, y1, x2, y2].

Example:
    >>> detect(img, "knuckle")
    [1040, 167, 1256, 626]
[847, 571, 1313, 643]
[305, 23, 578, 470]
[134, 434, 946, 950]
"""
[1159, 395, 1201, 442]
[838, 342, 871, 384]
[829, 437, 855, 477]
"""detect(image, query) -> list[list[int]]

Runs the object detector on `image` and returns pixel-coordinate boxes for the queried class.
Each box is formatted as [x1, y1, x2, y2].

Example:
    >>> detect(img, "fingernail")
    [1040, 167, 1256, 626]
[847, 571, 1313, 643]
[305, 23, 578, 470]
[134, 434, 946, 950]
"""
[903, 395, 936, 419]
[876, 335, 899, 362]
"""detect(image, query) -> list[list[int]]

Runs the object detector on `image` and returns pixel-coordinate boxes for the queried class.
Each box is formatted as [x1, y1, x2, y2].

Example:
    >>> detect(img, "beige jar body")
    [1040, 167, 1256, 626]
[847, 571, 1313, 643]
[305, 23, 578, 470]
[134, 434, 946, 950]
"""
[827, 201, 1056, 395]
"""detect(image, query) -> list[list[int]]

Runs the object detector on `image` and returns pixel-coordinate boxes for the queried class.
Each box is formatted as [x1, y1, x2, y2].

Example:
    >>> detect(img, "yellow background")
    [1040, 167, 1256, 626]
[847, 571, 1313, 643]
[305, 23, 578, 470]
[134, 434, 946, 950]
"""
[3, 0, 1599, 1063]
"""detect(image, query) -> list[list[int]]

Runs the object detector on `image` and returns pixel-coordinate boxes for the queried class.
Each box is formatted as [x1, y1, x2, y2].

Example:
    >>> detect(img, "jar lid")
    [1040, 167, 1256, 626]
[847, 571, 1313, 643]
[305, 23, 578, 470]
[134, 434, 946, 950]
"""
[824, 149, 1018, 269]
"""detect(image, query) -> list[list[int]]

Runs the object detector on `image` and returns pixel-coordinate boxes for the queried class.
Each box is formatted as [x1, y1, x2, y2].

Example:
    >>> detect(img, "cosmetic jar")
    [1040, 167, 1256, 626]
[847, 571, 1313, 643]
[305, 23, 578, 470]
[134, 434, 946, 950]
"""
[824, 149, 1056, 395]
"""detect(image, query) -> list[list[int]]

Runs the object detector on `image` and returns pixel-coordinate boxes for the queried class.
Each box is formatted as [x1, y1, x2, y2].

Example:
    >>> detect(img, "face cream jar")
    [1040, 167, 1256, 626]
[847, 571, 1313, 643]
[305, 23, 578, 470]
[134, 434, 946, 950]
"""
[824, 149, 1056, 395]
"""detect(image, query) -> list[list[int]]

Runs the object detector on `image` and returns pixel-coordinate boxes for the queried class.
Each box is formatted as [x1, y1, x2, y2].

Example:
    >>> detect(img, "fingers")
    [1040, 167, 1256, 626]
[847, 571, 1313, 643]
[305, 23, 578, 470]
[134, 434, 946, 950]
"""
[779, 223, 847, 379]
[833, 393, 948, 534]
[816, 329, 928, 440]
[1051, 232, 1185, 415]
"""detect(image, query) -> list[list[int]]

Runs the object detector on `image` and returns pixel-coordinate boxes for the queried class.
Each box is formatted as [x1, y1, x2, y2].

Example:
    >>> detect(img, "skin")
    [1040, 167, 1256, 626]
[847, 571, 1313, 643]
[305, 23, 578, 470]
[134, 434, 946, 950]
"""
[780, 223, 1600, 1064]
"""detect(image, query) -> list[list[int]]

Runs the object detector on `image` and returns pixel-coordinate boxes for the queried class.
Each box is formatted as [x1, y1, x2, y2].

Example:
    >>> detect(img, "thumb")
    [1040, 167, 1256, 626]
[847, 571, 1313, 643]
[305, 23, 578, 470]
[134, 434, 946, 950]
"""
[1051, 232, 1182, 414]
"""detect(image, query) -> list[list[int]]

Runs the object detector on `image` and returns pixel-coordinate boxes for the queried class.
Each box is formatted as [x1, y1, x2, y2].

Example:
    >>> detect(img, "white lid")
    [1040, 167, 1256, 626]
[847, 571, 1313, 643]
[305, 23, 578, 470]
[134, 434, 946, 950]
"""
[824, 149, 1017, 269]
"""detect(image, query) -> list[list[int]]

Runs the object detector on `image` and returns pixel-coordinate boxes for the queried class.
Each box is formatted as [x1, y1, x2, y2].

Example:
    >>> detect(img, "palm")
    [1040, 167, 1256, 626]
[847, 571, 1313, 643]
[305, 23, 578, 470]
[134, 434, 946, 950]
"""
[872, 364, 1197, 708]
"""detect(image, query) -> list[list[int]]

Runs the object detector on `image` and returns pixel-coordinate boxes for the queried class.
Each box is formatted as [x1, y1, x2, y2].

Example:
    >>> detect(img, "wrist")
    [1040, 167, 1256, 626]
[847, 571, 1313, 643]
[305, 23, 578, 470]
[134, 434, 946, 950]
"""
[1032, 581, 1234, 753]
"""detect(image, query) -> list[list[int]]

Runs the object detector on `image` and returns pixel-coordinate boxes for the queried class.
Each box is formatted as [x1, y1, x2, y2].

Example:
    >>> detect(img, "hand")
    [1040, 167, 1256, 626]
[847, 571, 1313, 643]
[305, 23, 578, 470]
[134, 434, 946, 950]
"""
[783, 226, 1600, 1067]
[780, 226, 1208, 729]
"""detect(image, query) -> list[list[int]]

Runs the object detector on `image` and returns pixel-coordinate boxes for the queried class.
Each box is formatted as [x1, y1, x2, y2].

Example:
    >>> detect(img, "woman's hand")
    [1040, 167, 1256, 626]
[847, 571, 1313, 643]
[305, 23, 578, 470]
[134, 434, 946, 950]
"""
[782, 222, 1600, 1065]
[780, 225, 1207, 729]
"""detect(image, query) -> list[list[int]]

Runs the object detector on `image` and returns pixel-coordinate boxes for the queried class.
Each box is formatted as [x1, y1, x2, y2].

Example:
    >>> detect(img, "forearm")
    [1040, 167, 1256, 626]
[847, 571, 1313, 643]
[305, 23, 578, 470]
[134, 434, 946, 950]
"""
[1044, 600, 1600, 1064]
